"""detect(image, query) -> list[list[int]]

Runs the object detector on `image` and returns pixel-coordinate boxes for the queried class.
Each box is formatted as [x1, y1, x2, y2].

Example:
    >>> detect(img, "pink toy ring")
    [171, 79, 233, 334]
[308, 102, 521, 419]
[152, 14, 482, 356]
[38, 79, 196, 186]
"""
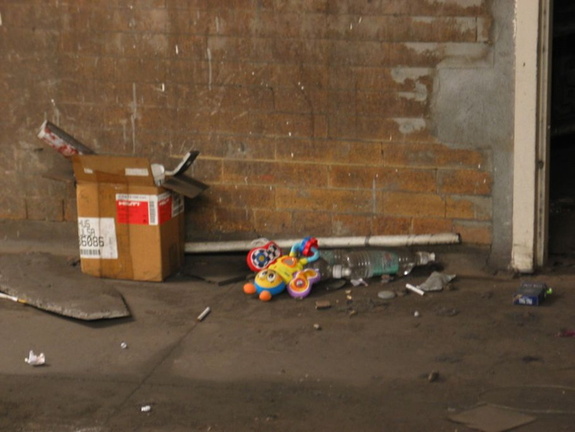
[287, 269, 321, 299]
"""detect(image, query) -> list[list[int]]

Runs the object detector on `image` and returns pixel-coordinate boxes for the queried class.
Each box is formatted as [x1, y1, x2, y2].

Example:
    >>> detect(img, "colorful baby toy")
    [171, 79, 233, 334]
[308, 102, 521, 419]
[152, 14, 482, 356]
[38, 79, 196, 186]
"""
[243, 237, 321, 301]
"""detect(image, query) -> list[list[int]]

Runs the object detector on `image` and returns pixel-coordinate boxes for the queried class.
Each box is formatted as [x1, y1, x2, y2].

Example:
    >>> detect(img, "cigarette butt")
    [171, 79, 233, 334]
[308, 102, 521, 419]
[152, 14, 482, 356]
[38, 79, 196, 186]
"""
[0, 292, 25, 304]
[406, 284, 425, 296]
[197, 306, 211, 321]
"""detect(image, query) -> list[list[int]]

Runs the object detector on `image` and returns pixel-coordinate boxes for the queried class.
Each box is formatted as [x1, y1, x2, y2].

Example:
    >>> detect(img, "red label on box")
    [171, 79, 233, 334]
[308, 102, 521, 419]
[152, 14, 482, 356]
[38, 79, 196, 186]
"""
[116, 196, 150, 225]
[116, 193, 174, 225]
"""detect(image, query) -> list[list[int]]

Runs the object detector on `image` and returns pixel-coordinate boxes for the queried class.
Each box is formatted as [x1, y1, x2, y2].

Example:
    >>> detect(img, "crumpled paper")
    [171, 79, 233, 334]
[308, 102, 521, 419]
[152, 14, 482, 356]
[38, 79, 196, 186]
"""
[24, 350, 46, 366]
[417, 271, 456, 292]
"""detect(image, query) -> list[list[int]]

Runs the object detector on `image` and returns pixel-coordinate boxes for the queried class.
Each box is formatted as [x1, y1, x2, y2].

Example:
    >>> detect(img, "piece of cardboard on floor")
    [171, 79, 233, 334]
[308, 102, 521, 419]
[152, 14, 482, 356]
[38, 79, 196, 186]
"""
[448, 404, 536, 432]
[0, 252, 130, 320]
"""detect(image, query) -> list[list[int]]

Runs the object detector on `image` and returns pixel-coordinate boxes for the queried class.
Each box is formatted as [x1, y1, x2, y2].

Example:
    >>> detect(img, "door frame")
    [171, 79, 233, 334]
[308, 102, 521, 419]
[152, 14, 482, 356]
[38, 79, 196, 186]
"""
[512, 0, 552, 272]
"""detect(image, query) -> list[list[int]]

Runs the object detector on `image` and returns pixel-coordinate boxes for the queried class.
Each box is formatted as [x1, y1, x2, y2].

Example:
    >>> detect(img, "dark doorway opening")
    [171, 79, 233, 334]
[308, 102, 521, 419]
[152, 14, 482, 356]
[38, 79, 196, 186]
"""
[549, 0, 575, 256]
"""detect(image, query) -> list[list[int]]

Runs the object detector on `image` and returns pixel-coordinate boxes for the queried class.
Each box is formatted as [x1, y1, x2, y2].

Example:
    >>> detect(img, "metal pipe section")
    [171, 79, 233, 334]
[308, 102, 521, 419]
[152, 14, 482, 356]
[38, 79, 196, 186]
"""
[184, 232, 461, 253]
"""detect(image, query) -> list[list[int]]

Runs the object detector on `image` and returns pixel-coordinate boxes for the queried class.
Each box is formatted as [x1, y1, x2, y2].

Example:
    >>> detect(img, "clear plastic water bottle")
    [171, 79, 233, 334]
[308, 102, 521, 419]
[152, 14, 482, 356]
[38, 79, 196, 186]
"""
[310, 248, 435, 281]
[308, 251, 342, 280]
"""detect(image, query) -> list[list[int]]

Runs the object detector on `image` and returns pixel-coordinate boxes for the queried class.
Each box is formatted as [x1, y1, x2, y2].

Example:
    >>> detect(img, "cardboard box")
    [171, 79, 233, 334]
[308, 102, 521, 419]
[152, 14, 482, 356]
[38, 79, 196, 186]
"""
[72, 153, 207, 281]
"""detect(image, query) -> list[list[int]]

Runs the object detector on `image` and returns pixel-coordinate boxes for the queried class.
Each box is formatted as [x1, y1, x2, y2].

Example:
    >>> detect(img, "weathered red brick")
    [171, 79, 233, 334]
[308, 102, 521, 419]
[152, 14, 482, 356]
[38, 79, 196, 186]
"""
[412, 217, 453, 234]
[276, 187, 374, 213]
[446, 196, 492, 220]
[253, 209, 293, 234]
[382, 143, 487, 169]
[274, 88, 328, 114]
[439, 169, 492, 195]
[211, 207, 253, 233]
[223, 160, 329, 188]
[372, 215, 413, 235]
[131, 8, 170, 32]
[212, 185, 274, 209]
[329, 166, 436, 193]
[292, 211, 333, 237]
[331, 213, 374, 236]
[275, 139, 381, 165]
[380, 191, 445, 217]
[184, 199, 216, 235]
[252, 10, 327, 39]
[364, 91, 427, 117]
[453, 221, 492, 245]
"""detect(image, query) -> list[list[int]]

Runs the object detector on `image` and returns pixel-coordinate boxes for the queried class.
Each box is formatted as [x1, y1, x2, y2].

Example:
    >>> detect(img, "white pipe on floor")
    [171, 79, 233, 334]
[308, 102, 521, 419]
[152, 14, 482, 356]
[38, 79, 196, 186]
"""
[184, 232, 461, 253]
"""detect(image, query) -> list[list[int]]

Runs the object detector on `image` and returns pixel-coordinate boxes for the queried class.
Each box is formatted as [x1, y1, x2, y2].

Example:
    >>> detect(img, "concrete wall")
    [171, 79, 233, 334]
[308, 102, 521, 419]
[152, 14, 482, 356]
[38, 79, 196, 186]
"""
[0, 0, 514, 264]
[431, 0, 514, 265]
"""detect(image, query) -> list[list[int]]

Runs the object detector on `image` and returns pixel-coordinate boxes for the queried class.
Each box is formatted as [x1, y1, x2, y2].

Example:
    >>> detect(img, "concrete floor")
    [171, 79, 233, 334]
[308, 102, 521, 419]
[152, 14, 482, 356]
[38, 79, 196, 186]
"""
[1, 221, 575, 432]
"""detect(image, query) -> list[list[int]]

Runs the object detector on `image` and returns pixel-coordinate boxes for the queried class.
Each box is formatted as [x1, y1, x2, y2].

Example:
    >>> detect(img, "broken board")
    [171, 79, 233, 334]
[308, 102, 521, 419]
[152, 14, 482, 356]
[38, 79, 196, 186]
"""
[0, 252, 130, 320]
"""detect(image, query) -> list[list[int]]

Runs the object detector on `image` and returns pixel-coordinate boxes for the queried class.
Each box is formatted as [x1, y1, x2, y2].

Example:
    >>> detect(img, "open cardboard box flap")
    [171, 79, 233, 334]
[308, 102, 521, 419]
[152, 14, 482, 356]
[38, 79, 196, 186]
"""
[72, 152, 208, 199]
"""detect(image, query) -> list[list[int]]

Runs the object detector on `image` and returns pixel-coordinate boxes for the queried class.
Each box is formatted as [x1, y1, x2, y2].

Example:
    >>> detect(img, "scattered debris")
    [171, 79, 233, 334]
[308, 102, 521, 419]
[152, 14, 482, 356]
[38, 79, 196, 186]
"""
[120, 342, 128, 349]
[418, 271, 456, 292]
[140, 405, 152, 413]
[196, 306, 211, 322]
[350, 278, 368, 287]
[406, 272, 456, 296]
[315, 300, 331, 310]
[377, 290, 395, 300]
[405, 284, 425, 296]
[243, 240, 439, 300]
[513, 281, 552, 306]
[24, 350, 46, 366]
[427, 371, 439, 382]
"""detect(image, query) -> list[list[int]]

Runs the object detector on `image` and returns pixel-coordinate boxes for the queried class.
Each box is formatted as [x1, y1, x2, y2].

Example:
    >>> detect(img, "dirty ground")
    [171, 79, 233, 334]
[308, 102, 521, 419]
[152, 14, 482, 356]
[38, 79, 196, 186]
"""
[1, 221, 575, 432]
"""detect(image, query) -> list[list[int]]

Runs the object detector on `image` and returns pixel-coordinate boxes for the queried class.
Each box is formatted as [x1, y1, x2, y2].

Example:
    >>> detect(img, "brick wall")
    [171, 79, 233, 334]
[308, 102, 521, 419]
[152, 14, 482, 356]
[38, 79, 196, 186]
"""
[0, 0, 493, 244]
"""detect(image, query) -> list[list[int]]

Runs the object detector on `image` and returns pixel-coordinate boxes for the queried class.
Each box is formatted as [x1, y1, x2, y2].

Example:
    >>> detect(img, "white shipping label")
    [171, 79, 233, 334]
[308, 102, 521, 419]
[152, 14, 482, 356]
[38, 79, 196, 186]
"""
[78, 217, 118, 259]
[125, 167, 149, 177]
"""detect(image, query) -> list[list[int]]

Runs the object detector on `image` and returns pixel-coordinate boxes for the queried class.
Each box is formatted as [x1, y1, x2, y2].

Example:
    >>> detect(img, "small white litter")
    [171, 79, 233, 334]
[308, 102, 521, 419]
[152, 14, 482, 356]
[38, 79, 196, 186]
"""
[24, 350, 46, 366]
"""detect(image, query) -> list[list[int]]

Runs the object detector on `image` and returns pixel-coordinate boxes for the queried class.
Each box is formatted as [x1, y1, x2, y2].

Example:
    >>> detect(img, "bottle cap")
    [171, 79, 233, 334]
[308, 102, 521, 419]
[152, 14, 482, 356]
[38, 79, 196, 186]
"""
[332, 265, 351, 279]
[332, 265, 343, 279]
